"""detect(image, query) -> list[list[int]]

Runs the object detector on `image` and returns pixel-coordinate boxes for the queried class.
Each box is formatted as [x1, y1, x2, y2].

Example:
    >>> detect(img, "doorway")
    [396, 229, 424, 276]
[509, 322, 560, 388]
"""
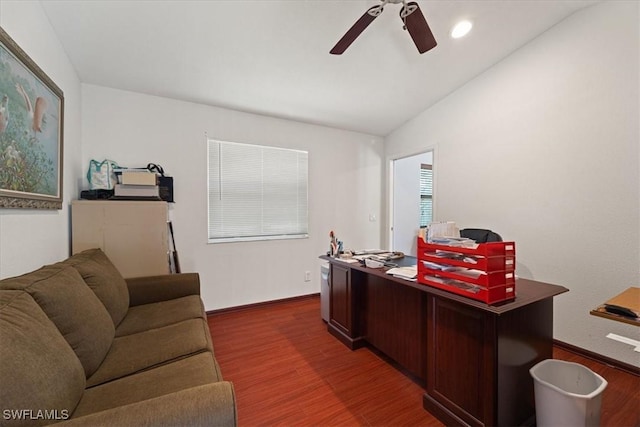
[391, 151, 433, 255]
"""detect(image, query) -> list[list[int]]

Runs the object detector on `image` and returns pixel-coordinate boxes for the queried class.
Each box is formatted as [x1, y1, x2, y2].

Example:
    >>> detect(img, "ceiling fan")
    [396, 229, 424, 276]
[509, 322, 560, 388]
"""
[330, 0, 437, 55]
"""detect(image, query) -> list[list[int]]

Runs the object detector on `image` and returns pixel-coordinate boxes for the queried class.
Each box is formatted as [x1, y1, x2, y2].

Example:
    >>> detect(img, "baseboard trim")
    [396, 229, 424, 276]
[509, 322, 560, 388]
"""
[206, 293, 320, 316]
[553, 339, 640, 376]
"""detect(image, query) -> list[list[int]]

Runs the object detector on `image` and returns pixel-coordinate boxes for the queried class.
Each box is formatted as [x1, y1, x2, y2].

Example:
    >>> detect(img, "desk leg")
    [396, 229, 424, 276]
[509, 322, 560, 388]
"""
[328, 264, 365, 349]
[327, 323, 365, 350]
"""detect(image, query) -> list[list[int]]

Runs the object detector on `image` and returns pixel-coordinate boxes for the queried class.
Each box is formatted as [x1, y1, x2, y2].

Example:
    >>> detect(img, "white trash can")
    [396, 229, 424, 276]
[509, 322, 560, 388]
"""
[530, 359, 608, 427]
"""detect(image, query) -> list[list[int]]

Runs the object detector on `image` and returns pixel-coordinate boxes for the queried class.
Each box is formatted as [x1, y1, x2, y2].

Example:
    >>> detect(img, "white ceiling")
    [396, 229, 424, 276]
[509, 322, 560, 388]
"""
[41, 0, 598, 136]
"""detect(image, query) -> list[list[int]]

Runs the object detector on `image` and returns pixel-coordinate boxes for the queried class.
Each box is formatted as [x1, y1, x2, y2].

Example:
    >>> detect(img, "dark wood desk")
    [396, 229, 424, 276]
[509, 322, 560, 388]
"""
[321, 255, 568, 427]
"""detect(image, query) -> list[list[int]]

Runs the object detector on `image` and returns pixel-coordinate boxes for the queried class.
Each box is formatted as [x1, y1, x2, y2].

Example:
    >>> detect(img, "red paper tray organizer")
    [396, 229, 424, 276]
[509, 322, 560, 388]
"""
[417, 238, 516, 304]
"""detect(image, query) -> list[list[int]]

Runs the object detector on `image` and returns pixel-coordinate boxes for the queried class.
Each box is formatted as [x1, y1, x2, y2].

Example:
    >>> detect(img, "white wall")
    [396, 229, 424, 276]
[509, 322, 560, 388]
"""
[3, 0, 636, 367]
[0, 1, 82, 279]
[81, 84, 383, 310]
[384, 1, 640, 366]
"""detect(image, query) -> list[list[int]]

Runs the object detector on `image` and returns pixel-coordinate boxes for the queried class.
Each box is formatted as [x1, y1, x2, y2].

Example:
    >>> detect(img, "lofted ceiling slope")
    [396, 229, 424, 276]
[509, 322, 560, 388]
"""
[40, 0, 598, 136]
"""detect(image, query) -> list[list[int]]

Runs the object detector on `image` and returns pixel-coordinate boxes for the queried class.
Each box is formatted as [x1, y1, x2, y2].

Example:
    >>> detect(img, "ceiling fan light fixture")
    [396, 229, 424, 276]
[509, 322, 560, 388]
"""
[451, 20, 473, 39]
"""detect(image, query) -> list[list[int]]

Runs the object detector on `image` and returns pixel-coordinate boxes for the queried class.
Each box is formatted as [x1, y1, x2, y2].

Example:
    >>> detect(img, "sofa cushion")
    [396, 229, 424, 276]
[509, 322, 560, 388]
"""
[65, 382, 236, 427]
[0, 290, 86, 425]
[75, 352, 222, 418]
[63, 248, 130, 327]
[0, 265, 115, 377]
[87, 318, 213, 387]
[115, 295, 205, 337]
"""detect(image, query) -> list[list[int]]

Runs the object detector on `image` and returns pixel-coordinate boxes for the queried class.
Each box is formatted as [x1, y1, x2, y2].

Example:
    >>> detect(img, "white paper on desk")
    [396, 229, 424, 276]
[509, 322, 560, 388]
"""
[336, 258, 359, 264]
[370, 253, 393, 261]
[386, 266, 417, 279]
[353, 249, 387, 255]
[354, 253, 391, 261]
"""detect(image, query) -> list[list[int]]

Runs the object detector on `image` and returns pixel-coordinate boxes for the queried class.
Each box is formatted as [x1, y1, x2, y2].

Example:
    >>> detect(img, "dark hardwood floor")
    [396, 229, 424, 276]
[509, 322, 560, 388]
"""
[208, 295, 639, 426]
[552, 347, 640, 427]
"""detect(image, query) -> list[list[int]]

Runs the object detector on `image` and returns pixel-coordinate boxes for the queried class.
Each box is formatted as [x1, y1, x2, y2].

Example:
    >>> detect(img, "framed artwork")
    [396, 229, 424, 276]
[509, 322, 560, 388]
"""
[0, 26, 64, 209]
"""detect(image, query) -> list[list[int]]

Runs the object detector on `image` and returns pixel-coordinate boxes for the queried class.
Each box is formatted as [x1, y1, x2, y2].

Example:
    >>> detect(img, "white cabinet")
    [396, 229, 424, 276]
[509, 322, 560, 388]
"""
[71, 200, 169, 278]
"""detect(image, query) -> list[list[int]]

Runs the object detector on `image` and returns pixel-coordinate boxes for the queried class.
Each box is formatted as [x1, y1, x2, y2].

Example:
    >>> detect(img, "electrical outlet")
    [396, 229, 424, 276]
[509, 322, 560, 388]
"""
[304, 271, 311, 282]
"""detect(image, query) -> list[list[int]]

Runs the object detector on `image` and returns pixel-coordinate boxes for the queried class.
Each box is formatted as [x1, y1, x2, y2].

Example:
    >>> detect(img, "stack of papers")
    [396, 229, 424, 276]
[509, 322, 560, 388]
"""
[426, 276, 481, 293]
[429, 237, 479, 249]
[422, 261, 460, 272]
[452, 269, 486, 279]
[431, 251, 478, 264]
[336, 257, 359, 264]
[353, 249, 388, 255]
[386, 265, 417, 281]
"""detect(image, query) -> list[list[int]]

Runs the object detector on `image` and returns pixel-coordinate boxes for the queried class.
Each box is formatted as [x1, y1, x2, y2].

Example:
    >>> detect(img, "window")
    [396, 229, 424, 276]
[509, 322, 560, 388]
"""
[207, 139, 308, 243]
[419, 163, 432, 227]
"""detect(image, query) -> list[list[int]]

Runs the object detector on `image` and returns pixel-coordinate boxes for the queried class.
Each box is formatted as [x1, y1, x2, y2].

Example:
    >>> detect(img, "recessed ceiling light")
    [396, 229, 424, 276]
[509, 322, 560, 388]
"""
[451, 20, 473, 39]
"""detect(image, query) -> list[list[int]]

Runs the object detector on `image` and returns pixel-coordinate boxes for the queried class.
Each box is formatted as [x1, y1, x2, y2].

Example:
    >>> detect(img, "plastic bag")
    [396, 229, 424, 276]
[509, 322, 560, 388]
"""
[87, 159, 119, 190]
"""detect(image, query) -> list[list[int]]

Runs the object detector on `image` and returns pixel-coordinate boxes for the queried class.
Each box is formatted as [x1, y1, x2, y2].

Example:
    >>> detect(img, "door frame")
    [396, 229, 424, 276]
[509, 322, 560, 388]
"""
[387, 147, 437, 252]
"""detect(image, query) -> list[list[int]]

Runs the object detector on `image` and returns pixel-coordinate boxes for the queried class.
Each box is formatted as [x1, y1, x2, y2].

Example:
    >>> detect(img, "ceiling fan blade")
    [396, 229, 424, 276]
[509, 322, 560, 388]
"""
[400, 2, 437, 54]
[330, 5, 382, 55]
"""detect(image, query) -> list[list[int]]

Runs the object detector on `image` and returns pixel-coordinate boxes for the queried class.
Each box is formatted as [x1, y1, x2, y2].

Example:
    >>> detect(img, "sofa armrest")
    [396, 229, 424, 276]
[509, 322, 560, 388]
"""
[58, 382, 236, 427]
[126, 273, 201, 306]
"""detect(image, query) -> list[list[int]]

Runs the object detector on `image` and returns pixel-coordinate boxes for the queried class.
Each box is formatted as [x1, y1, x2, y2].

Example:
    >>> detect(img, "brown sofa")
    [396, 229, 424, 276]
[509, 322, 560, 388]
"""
[0, 249, 236, 426]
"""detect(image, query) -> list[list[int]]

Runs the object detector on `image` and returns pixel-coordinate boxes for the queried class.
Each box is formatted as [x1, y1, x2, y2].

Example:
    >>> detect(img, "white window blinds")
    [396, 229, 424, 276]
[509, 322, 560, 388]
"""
[207, 139, 308, 243]
[420, 164, 433, 227]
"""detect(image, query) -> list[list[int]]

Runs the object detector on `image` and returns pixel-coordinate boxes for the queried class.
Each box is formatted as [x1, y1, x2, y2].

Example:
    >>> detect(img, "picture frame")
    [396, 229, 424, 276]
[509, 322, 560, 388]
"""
[0, 26, 64, 209]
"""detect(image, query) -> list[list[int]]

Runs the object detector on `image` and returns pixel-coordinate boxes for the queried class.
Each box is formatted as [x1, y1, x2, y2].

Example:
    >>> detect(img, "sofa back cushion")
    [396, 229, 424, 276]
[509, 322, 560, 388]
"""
[0, 290, 86, 425]
[63, 249, 130, 327]
[0, 265, 115, 377]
